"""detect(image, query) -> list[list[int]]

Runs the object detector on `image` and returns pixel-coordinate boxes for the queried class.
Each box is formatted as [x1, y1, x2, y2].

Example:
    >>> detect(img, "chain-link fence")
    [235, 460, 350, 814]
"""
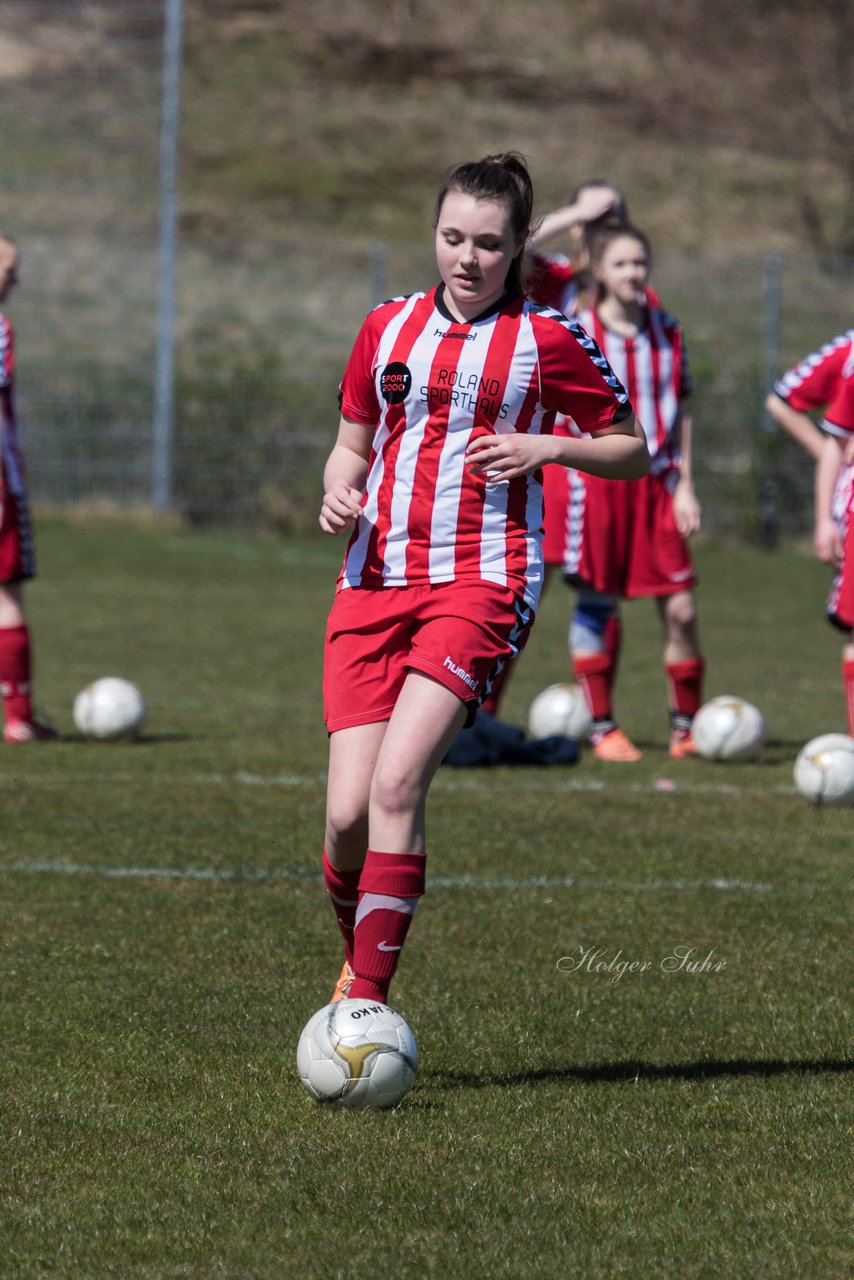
[3, 1, 854, 540]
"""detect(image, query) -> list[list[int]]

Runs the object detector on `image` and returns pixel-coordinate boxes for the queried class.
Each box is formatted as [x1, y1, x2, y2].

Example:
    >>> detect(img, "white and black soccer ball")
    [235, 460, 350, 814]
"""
[528, 682, 592, 740]
[793, 733, 854, 807]
[297, 998, 418, 1110]
[691, 695, 765, 761]
[73, 677, 146, 740]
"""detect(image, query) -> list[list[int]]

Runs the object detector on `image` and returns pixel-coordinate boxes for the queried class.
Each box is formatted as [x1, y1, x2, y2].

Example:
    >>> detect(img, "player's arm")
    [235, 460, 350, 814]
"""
[764, 391, 825, 461]
[672, 408, 701, 536]
[814, 431, 844, 565]
[466, 412, 649, 482]
[529, 188, 621, 249]
[319, 416, 373, 535]
[548, 412, 649, 479]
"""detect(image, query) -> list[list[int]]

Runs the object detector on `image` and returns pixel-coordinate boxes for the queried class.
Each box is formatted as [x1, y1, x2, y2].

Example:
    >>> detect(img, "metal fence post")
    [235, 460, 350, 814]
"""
[758, 252, 783, 548]
[370, 242, 388, 308]
[152, 0, 184, 510]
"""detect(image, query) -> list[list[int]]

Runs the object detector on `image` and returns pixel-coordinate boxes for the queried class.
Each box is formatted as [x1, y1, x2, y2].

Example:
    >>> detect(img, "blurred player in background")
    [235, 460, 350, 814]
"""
[317, 153, 648, 1006]
[472, 179, 662, 736]
[0, 234, 56, 743]
[549, 222, 704, 760]
[524, 178, 629, 318]
[766, 336, 854, 733]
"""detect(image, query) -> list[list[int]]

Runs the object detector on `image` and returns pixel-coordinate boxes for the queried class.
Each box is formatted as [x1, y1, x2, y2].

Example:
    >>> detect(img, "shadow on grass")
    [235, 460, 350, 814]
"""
[427, 1057, 853, 1089]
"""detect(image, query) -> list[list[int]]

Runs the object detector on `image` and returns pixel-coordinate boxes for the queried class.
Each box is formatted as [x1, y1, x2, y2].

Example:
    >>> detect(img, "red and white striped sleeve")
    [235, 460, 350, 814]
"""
[774, 331, 854, 413]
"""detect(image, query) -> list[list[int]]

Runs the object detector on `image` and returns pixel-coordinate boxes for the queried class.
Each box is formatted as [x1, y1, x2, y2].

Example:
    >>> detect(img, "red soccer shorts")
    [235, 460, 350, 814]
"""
[0, 480, 35, 584]
[323, 580, 535, 733]
[543, 464, 696, 598]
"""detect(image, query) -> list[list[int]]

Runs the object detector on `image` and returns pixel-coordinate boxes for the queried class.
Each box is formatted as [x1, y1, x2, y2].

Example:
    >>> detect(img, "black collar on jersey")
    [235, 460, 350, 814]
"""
[434, 282, 521, 326]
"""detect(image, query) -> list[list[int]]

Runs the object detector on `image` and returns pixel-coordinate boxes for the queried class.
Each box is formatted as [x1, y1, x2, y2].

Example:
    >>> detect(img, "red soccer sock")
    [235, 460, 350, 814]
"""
[321, 847, 362, 966]
[480, 659, 514, 716]
[604, 612, 623, 674]
[843, 659, 854, 736]
[573, 651, 616, 729]
[665, 657, 705, 737]
[348, 849, 426, 1003]
[0, 624, 33, 724]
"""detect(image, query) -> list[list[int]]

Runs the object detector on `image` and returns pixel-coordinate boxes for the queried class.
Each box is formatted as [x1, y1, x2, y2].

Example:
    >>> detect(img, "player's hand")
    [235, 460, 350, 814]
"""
[571, 186, 620, 226]
[673, 479, 701, 537]
[843, 436, 854, 467]
[465, 433, 549, 482]
[814, 516, 842, 565]
[319, 483, 363, 535]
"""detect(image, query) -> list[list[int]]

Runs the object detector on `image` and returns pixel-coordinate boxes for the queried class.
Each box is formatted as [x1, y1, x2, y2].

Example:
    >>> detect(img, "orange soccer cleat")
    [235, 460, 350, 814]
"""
[669, 733, 699, 760]
[4, 718, 59, 744]
[330, 960, 355, 1004]
[592, 727, 643, 762]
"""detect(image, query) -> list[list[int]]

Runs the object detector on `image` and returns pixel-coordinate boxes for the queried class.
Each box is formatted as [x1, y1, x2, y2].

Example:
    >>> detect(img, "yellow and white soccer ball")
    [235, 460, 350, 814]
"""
[691, 695, 765, 761]
[793, 733, 854, 807]
[73, 676, 147, 740]
[528, 682, 592, 740]
[297, 998, 418, 1110]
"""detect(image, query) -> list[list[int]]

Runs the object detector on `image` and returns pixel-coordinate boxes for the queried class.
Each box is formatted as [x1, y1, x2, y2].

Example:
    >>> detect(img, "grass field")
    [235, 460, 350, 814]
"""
[1, 518, 852, 1279]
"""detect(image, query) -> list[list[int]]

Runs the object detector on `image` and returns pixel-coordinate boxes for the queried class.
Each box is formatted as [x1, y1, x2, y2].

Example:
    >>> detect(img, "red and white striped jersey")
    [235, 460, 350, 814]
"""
[336, 285, 632, 610]
[773, 330, 854, 429]
[0, 313, 27, 497]
[574, 306, 691, 475]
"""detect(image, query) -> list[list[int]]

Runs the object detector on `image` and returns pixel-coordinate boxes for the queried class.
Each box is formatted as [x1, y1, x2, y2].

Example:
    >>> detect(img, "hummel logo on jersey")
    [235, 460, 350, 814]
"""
[433, 327, 477, 341]
[443, 655, 479, 692]
[380, 361, 412, 404]
[377, 941, 403, 952]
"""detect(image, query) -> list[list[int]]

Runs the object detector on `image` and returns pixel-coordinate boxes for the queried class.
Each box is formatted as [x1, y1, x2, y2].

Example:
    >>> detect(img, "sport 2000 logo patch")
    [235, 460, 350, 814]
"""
[380, 362, 412, 404]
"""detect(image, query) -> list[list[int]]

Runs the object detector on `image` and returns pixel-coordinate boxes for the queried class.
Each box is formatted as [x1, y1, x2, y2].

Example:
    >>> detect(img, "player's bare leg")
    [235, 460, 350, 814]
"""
[323, 720, 387, 999]
[368, 671, 467, 854]
[325, 720, 387, 871]
[658, 590, 704, 757]
[344, 672, 467, 1002]
[0, 582, 56, 744]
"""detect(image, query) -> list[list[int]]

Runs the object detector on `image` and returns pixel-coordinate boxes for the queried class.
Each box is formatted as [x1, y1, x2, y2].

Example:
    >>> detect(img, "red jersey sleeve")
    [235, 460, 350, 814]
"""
[533, 309, 632, 432]
[773, 332, 854, 413]
[823, 374, 854, 436]
[526, 252, 578, 314]
[337, 310, 386, 425]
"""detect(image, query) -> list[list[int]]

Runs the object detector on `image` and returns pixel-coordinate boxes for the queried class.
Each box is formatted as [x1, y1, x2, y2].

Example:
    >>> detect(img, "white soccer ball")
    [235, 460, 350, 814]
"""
[73, 677, 146, 740]
[528, 682, 592, 740]
[793, 733, 854, 807]
[297, 998, 418, 1110]
[691, 695, 765, 761]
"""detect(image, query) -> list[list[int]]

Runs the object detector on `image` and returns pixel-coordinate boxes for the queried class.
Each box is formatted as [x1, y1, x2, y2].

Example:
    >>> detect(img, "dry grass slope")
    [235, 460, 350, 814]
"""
[177, 0, 854, 254]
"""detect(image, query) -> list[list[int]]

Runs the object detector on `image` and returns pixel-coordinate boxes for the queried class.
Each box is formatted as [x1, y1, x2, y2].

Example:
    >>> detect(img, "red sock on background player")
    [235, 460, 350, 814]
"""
[843, 658, 854, 736]
[0, 622, 32, 724]
[665, 656, 704, 740]
[574, 650, 616, 739]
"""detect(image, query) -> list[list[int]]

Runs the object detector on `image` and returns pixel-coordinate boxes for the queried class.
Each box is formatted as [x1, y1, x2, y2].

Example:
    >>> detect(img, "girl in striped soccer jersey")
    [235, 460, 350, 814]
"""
[0, 234, 56, 744]
[766, 335, 854, 733]
[545, 222, 704, 762]
[317, 154, 649, 1007]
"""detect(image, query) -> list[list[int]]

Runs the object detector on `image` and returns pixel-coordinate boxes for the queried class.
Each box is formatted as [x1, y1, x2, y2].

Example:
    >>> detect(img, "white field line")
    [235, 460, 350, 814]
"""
[0, 858, 839, 896]
[0, 768, 800, 797]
